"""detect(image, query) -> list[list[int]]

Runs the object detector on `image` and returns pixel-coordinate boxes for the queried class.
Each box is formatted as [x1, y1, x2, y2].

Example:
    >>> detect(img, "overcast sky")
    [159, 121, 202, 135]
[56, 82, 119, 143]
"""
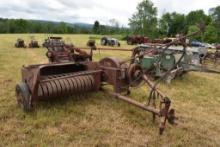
[0, 0, 219, 26]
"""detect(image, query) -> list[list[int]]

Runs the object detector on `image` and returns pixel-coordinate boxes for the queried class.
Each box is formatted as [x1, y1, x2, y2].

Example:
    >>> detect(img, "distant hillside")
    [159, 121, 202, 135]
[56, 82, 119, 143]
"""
[30, 20, 93, 29]
[0, 18, 129, 34]
[70, 23, 93, 29]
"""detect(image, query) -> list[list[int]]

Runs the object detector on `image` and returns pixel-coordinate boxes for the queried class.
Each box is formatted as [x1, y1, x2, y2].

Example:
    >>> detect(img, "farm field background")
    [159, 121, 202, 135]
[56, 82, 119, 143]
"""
[0, 34, 220, 146]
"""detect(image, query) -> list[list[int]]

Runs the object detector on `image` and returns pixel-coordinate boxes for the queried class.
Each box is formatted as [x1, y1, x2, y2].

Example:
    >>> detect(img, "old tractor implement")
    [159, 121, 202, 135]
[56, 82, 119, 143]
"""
[42, 37, 65, 48]
[16, 56, 176, 134]
[101, 37, 121, 47]
[127, 36, 149, 45]
[29, 40, 40, 48]
[15, 38, 26, 48]
[204, 49, 220, 64]
[28, 36, 40, 48]
[126, 36, 175, 45]
[45, 39, 95, 63]
[129, 29, 220, 83]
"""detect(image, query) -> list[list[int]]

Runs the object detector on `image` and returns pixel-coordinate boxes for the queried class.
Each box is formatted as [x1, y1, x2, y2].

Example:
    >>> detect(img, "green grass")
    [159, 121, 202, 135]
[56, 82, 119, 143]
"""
[0, 34, 220, 146]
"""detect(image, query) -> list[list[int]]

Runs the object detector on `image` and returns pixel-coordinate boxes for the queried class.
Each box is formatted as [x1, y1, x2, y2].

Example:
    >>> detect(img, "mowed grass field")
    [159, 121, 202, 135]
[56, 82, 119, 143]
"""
[0, 34, 220, 146]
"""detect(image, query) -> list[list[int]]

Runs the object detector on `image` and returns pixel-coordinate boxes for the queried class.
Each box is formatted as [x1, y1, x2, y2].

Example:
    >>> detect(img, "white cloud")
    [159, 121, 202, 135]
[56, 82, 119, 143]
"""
[152, 0, 220, 17]
[0, 0, 219, 26]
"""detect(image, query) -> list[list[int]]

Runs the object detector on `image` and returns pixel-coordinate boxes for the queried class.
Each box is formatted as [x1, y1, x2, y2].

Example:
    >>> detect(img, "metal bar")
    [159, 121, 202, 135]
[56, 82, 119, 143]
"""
[108, 92, 160, 115]
[81, 47, 132, 52]
[170, 67, 183, 74]
[142, 74, 164, 98]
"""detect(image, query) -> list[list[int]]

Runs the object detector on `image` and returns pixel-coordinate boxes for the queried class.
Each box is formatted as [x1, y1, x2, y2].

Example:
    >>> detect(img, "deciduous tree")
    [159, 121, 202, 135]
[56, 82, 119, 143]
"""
[129, 0, 158, 38]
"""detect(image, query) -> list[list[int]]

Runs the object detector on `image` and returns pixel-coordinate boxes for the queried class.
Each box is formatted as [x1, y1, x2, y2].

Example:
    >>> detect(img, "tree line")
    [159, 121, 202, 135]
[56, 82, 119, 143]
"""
[129, 0, 220, 43]
[0, 18, 129, 35]
[0, 18, 92, 34]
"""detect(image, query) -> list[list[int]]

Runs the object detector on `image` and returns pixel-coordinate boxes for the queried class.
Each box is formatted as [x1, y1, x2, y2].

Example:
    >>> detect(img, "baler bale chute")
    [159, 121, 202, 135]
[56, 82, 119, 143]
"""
[16, 56, 176, 135]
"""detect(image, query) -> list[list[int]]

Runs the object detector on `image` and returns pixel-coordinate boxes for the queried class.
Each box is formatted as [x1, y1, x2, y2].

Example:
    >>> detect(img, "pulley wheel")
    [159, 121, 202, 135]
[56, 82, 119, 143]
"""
[127, 64, 143, 87]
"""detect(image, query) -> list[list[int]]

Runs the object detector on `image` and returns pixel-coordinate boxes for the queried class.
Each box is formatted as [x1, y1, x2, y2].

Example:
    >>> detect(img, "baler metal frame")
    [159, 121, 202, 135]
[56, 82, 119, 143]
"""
[16, 57, 175, 135]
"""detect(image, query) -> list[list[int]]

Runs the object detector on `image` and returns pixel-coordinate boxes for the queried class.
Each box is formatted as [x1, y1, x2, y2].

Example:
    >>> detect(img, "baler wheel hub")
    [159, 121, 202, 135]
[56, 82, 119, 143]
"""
[127, 64, 143, 87]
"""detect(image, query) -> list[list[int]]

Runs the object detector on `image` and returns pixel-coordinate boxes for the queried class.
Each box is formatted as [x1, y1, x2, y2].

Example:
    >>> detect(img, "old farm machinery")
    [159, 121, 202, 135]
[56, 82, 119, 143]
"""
[126, 36, 175, 45]
[127, 36, 149, 45]
[204, 48, 220, 64]
[101, 37, 121, 47]
[15, 38, 26, 48]
[16, 26, 213, 135]
[42, 37, 66, 48]
[129, 32, 220, 83]
[45, 39, 96, 63]
[16, 56, 176, 134]
[29, 40, 40, 48]
[28, 37, 40, 48]
[79, 31, 220, 83]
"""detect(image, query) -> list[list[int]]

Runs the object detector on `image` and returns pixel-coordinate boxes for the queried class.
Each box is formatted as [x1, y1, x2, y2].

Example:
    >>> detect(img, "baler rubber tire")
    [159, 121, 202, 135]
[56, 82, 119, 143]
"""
[16, 82, 32, 112]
